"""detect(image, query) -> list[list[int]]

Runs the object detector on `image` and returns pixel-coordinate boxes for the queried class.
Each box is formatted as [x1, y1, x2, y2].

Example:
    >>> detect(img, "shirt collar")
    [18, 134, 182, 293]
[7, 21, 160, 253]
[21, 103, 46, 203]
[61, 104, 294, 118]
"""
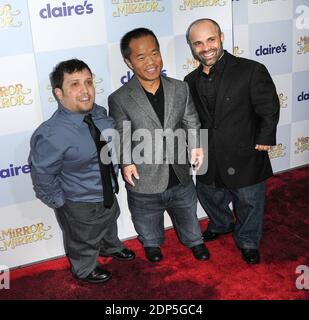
[58, 103, 98, 126]
[143, 78, 163, 97]
[213, 50, 226, 73]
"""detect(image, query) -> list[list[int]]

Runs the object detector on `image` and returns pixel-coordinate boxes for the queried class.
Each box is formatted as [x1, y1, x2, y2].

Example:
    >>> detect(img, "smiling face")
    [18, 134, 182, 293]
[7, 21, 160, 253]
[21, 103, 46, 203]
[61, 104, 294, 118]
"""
[125, 35, 163, 88]
[54, 68, 95, 113]
[188, 20, 224, 74]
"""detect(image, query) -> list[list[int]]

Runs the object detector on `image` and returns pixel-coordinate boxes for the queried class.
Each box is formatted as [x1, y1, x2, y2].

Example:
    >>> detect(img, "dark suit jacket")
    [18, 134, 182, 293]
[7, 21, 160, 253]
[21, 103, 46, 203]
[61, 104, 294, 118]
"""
[184, 51, 280, 188]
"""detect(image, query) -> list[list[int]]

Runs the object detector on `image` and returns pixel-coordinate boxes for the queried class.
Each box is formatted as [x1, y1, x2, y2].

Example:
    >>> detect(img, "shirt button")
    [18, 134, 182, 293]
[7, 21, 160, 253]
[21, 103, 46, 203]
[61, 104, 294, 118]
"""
[226, 97, 230, 101]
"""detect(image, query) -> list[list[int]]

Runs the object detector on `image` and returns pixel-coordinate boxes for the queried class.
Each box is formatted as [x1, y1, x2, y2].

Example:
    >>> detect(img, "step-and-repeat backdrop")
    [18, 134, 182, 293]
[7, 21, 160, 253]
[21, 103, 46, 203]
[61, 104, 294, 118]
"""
[233, 0, 309, 173]
[0, 0, 308, 269]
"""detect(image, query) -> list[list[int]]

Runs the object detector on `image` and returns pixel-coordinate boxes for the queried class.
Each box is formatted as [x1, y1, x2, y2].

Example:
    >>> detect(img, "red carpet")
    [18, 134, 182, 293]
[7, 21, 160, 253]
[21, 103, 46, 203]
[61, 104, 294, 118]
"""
[1, 166, 309, 300]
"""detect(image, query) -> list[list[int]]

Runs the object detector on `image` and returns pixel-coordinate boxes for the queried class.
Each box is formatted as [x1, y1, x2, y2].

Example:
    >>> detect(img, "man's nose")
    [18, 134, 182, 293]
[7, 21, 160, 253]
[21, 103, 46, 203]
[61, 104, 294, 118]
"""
[145, 55, 155, 64]
[80, 83, 89, 93]
[201, 42, 210, 51]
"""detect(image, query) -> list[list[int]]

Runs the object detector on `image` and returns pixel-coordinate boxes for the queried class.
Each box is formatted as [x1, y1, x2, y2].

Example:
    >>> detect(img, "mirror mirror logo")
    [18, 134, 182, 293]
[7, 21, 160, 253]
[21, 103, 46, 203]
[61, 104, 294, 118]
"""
[0, 265, 10, 290]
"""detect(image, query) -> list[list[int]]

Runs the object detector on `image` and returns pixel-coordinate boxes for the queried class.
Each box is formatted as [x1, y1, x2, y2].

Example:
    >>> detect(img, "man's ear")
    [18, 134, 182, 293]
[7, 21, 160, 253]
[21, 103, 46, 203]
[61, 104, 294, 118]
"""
[220, 32, 225, 44]
[54, 88, 63, 101]
[124, 58, 133, 70]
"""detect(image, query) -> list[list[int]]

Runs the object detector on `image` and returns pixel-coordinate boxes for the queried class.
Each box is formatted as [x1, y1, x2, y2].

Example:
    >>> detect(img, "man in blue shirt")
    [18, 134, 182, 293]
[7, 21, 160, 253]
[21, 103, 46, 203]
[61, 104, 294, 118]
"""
[28, 59, 135, 284]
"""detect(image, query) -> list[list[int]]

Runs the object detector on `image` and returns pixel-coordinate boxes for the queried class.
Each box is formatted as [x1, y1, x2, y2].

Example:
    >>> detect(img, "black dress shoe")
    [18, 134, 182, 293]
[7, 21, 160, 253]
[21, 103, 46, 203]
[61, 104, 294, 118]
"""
[101, 248, 135, 261]
[191, 244, 210, 260]
[203, 228, 233, 242]
[202, 230, 219, 242]
[75, 266, 112, 284]
[144, 247, 163, 262]
[241, 249, 260, 264]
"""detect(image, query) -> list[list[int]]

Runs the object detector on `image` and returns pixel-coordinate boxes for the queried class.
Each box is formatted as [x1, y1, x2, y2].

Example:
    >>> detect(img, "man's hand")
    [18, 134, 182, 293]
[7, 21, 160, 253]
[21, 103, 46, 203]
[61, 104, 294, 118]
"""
[122, 164, 140, 187]
[190, 148, 204, 171]
[255, 144, 272, 151]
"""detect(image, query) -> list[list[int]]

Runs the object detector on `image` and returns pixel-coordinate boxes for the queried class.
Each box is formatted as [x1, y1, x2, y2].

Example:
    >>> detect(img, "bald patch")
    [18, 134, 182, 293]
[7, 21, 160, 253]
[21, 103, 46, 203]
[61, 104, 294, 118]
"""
[186, 18, 221, 44]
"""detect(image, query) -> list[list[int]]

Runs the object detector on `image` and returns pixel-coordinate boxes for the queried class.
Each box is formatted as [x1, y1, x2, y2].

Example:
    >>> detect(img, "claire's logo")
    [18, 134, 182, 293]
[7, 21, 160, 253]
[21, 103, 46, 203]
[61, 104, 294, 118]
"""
[39, 1, 94, 19]
[297, 91, 309, 102]
[120, 69, 167, 85]
[255, 43, 287, 56]
[0, 164, 31, 179]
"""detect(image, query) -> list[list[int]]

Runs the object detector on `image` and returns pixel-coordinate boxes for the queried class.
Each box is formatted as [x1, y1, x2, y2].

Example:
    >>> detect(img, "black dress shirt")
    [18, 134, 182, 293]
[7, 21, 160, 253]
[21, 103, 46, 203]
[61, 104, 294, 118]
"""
[197, 53, 226, 187]
[144, 81, 180, 190]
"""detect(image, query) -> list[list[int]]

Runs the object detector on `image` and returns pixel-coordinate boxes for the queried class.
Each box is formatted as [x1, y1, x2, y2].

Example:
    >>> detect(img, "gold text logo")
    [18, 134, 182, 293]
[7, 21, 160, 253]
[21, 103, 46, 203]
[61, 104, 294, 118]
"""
[233, 46, 244, 57]
[0, 223, 53, 251]
[297, 36, 309, 55]
[0, 4, 22, 28]
[278, 93, 288, 108]
[0, 84, 33, 109]
[111, 0, 165, 17]
[179, 0, 226, 10]
[295, 136, 309, 154]
[182, 58, 199, 74]
[268, 143, 286, 159]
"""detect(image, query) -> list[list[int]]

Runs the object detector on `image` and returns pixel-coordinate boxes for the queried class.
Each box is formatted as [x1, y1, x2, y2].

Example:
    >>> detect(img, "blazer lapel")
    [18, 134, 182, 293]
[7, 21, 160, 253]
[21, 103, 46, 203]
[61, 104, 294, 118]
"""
[128, 76, 162, 127]
[193, 68, 212, 123]
[161, 76, 175, 129]
[215, 53, 238, 124]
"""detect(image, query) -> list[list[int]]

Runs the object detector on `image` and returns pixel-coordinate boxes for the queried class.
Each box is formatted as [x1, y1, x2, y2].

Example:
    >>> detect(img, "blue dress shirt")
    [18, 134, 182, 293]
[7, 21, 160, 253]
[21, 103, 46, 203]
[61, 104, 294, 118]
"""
[28, 103, 117, 209]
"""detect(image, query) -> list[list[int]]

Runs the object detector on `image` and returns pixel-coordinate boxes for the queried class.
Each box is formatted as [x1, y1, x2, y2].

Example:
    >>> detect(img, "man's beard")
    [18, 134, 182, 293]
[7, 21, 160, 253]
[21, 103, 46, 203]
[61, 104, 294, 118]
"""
[193, 47, 223, 68]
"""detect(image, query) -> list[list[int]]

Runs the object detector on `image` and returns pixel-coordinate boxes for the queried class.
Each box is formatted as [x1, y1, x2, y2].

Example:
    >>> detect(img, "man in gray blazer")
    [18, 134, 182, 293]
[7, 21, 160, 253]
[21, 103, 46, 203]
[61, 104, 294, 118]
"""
[109, 28, 209, 262]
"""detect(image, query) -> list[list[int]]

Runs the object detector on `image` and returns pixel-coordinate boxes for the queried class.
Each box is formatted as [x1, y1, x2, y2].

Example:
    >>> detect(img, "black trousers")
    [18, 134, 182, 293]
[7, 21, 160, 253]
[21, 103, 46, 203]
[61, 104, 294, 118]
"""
[55, 196, 124, 279]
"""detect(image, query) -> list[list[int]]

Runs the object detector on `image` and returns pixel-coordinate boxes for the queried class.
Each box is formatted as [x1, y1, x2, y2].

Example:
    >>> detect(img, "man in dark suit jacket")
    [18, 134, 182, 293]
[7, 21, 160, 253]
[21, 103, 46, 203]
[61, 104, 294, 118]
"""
[109, 28, 209, 262]
[184, 19, 280, 264]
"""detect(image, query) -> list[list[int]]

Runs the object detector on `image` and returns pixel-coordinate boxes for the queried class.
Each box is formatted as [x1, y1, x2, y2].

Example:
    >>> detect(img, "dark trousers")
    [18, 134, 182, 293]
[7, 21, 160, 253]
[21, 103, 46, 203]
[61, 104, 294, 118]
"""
[55, 196, 124, 279]
[127, 182, 203, 248]
[196, 180, 266, 249]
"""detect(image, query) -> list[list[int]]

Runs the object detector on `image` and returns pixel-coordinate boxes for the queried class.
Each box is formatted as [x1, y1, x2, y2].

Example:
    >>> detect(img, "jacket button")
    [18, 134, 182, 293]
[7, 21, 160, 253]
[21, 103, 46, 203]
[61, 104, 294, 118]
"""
[226, 97, 230, 101]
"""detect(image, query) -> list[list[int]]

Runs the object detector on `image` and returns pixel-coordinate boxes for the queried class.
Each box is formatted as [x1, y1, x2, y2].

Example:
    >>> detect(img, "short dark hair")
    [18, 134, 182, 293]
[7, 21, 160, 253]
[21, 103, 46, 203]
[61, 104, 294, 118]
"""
[186, 18, 222, 45]
[50, 58, 92, 90]
[120, 27, 160, 60]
